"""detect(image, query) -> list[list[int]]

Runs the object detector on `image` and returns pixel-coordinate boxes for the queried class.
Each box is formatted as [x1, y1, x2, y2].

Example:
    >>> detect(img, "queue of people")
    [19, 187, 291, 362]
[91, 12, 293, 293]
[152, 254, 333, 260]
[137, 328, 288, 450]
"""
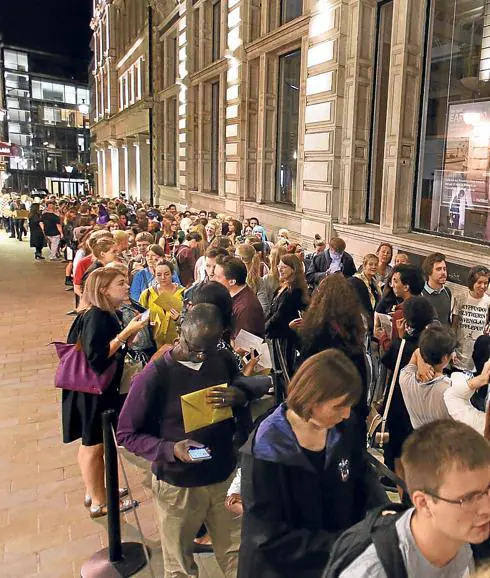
[6, 192, 490, 578]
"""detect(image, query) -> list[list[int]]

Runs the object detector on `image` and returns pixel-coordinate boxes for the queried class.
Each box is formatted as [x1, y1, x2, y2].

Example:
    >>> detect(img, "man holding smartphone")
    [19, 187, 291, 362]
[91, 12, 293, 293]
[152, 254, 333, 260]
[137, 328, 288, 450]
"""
[117, 304, 250, 578]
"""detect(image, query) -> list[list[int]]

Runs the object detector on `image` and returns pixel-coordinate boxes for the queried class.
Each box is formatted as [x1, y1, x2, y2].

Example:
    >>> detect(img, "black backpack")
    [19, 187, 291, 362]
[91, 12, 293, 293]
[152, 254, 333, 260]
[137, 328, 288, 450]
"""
[323, 502, 490, 578]
[322, 503, 409, 578]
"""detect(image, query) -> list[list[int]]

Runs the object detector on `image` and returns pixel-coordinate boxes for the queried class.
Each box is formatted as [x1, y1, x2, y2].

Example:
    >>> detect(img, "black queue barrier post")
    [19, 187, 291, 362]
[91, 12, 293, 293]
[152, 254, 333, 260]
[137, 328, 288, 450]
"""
[80, 410, 149, 578]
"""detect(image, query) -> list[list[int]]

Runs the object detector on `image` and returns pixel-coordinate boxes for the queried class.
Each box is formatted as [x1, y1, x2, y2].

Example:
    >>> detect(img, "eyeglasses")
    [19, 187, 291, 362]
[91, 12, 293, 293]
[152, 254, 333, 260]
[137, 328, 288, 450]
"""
[181, 334, 209, 361]
[423, 484, 490, 511]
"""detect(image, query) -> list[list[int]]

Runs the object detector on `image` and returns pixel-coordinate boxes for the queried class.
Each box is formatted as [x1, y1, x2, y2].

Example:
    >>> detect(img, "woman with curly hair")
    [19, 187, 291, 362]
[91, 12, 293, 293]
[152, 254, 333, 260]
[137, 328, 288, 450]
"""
[227, 219, 242, 245]
[300, 273, 369, 427]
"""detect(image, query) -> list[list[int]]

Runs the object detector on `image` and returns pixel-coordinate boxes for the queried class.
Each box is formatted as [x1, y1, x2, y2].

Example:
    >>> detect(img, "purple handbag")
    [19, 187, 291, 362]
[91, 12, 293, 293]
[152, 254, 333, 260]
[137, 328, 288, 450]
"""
[52, 342, 117, 395]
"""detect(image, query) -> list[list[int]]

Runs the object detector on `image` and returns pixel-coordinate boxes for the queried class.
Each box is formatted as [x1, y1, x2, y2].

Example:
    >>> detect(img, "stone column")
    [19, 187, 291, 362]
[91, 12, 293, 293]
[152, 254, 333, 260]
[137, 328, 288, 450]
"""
[125, 137, 137, 200]
[109, 141, 120, 198]
[177, 1, 190, 204]
[223, 0, 246, 216]
[136, 134, 151, 203]
[103, 143, 113, 198]
[96, 147, 105, 197]
[339, 0, 377, 224]
[299, 0, 345, 241]
[380, 0, 426, 234]
[117, 141, 125, 197]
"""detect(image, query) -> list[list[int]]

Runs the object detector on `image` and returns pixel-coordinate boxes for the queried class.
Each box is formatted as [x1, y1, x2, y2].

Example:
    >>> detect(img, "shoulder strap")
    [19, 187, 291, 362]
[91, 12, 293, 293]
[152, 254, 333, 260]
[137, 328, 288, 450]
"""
[380, 339, 406, 442]
[371, 511, 408, 578]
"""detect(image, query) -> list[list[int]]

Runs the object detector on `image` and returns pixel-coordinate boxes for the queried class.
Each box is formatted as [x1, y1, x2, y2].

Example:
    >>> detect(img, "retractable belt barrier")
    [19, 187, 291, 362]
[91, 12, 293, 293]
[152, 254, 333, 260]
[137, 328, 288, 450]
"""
[80, 410, 153, 578]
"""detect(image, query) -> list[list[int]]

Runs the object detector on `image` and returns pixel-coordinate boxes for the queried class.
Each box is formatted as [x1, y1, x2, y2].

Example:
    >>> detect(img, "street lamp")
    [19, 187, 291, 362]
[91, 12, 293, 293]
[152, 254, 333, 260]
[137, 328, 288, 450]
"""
[65, 164, 74, 197]
[79, 99, 89, 116]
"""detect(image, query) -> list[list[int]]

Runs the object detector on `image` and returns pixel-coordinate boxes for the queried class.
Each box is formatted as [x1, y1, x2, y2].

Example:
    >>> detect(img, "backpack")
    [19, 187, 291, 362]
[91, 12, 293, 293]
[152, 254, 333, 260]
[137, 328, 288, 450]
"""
[323, 502, 490, 578]
[322, 503, 409, 578]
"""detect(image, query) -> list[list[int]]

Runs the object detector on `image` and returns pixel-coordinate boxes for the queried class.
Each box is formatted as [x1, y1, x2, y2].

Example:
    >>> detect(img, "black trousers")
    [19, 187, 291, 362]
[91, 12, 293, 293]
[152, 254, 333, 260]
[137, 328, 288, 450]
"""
[14, 219, 26, 240]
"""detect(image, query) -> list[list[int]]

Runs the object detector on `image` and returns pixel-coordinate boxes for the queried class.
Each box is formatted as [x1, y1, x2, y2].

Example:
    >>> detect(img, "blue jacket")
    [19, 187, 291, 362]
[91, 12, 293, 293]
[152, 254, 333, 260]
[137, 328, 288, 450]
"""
[130, 267, 180, 303]
[238, 404, 385, 578]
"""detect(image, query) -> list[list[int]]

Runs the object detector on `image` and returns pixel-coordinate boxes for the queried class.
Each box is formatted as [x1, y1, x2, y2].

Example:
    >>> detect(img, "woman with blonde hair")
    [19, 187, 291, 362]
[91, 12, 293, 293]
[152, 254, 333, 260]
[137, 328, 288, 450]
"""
[262, 245, 287, 316]
[236, 243, 269, 314]
[62, 267, 147, 518]
[190, 222, 207, 255]
[350, 253, 382, 333]
[140, 259, 185, 348]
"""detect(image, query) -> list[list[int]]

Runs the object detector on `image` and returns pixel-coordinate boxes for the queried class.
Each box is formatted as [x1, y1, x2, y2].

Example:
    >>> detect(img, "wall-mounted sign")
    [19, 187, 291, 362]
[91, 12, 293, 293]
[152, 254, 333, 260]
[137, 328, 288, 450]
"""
[0, 142, 12, 156]
[0, 161, 7, 172]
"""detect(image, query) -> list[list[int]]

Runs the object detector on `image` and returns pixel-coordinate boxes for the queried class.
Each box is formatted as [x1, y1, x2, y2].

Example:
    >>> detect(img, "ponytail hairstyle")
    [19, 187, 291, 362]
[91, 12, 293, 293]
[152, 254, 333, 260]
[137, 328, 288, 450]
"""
[236, 243, 261, 293]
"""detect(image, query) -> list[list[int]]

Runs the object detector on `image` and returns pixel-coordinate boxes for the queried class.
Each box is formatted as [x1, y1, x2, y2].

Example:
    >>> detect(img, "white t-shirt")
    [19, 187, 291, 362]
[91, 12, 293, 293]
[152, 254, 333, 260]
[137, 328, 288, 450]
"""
[453, 292, 490, 371]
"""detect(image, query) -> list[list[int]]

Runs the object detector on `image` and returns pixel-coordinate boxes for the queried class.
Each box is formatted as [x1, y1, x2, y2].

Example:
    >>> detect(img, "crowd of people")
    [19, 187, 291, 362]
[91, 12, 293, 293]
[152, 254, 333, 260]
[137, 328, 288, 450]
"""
[4, 191, 490, 577]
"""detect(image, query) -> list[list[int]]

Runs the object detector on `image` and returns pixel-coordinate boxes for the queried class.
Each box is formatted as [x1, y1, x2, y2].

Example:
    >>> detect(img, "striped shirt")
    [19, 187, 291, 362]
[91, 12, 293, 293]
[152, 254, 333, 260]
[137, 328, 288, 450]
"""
[399, 364, 451, 429]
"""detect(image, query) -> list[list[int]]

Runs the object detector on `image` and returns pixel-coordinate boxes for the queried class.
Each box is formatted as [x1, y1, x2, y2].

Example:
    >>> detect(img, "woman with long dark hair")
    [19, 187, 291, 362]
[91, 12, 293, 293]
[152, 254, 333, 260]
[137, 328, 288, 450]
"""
[266, 254, 309, 391]
[300, 274, 369, 425]
[28, 203, 45, 260]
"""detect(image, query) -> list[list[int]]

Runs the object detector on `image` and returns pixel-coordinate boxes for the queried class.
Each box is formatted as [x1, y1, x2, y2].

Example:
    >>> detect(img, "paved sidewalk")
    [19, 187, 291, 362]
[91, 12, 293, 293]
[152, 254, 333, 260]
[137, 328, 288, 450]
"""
[0, 232, 221, 578]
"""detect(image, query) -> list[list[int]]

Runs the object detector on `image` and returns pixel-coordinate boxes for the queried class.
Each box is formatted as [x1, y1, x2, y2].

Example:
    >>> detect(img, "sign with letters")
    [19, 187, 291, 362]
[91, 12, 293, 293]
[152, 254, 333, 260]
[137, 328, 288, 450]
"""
[0, 142, 12, 156]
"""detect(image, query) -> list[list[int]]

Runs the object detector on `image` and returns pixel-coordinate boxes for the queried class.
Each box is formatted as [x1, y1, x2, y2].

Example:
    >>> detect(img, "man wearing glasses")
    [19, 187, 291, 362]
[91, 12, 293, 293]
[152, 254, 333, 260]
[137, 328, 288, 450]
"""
[334, 420, 490, 577]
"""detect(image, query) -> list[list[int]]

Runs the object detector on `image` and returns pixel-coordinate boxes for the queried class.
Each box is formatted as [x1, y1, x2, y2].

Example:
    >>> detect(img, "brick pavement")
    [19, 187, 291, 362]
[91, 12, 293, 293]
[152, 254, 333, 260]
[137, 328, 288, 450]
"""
[0, 232, 221, 578]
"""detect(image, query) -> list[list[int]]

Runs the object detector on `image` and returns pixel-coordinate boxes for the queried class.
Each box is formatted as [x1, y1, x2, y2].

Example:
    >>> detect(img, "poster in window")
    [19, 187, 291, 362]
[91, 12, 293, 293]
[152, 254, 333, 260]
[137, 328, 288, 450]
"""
[433, 101, 490, 239]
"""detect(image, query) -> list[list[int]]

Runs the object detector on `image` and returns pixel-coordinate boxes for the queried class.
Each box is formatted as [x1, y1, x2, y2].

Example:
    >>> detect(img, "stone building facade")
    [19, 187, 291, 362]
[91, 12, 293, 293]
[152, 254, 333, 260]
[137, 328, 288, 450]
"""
[90, 0, 152, 201]
[91, 0, 490, 274]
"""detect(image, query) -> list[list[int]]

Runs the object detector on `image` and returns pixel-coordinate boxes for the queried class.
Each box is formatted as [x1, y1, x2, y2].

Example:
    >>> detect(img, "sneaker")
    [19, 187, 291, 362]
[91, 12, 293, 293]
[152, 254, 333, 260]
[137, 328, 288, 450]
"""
[49, 257, 62, 261]
[64, 286, 74, 291]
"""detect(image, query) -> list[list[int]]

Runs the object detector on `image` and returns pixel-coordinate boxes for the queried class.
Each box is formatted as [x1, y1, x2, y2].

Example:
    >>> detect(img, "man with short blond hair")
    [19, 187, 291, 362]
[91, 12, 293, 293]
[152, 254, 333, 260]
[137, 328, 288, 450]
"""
[334, 420, 490, 577]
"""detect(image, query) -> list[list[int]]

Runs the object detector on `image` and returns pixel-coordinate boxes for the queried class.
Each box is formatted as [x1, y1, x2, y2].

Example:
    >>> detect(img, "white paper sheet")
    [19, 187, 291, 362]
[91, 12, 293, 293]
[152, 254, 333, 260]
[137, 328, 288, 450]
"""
[234, 329, 264, 351]
[375, 312, 392, 337]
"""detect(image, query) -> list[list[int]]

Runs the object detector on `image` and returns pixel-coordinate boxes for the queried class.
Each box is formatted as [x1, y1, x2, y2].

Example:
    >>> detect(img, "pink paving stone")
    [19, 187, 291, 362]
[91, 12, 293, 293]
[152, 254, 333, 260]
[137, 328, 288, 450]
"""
[0, 231, 223, 578]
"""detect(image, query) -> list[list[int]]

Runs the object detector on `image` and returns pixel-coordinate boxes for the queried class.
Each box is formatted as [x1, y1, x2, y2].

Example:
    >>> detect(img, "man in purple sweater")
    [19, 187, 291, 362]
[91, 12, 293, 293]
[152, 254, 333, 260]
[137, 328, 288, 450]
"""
[117, 304, 247, 578]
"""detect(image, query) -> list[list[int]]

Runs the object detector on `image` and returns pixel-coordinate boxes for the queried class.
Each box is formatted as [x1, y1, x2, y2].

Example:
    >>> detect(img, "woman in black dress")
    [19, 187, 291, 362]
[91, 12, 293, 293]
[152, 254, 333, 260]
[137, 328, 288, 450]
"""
[28, 203, 45, 260]
[350, 253, 382, 334]
[266, 254, 309, 393]
[62, 267, 148, 518]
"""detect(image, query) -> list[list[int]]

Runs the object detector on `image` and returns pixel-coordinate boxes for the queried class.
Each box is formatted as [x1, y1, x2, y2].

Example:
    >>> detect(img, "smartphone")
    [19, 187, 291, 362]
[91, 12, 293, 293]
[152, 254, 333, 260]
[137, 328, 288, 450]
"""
[141, 309, 151, 322]
[188, 447, 212, 461]
[243, 348, 260, 363]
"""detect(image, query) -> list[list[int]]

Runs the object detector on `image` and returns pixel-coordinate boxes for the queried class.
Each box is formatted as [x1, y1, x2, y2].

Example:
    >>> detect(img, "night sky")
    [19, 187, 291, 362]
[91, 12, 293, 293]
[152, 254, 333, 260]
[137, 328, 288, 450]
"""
[0, 0, 92, 80]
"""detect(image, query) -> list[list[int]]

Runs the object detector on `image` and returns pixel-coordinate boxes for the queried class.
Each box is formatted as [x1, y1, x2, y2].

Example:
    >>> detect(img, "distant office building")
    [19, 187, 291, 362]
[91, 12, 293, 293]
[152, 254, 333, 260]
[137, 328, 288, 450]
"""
[0, 44, 90, 196]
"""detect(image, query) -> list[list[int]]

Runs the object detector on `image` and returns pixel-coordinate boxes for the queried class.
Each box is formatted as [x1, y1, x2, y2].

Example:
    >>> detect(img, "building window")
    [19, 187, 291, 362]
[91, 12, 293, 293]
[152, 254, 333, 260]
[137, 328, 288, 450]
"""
[276, 49, 301, 204]
[212, 1, 221, 62]
[211, 81, 220, 193]
[165, 97, 178, 187]
[4, 50, 28, 72]
[367, 1, 393, 224]
[416, 0, 490, 243]
[280, 0, 303, 25]
[135, 59, 142, 100]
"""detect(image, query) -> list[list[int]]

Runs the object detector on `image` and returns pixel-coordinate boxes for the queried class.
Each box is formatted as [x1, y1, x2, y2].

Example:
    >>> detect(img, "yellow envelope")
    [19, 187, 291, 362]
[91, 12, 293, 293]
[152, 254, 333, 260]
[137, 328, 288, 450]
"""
[181, 384, 233, 433]
[154, 290, 183, 312]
